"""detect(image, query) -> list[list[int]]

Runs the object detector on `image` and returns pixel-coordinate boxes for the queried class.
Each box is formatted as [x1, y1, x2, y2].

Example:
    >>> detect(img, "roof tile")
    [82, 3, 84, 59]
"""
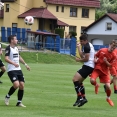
[18, 8, 57, 19]
[46, 0, 100, 8]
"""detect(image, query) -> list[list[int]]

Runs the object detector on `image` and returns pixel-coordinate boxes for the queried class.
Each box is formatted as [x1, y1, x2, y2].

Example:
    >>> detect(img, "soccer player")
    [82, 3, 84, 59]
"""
[0, 43, 6, 83]
[104, 48, 117, 94]
[72, 34, 95, 107]
[90, 40, 117, 106]
[4, 35, 30, 107]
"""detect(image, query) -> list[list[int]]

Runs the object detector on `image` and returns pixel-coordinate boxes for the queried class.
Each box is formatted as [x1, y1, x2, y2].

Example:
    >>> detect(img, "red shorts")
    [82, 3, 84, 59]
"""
[90, 69, 110, 83]
[110, 67, 117, 76]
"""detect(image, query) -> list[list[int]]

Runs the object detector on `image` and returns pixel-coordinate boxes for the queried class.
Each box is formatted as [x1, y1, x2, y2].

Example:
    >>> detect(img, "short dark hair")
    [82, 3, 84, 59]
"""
[110, 40, 117, 47]
[8, 35, 16, 43]
[79, 34, 88, 41]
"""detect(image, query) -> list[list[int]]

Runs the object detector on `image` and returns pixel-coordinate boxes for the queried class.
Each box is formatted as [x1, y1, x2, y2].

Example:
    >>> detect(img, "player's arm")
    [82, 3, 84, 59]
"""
[5, 56, 19, 67]
[0, 43, 3, 55]
[77, 43, 84, 58]
[0, 48, 2, 55]
[5, 46, 19, 67]
[76, 45, 90, 62]
[103, 57, 112, 67]
[76, 52, 90, 62]
[19, 56, 30, 71]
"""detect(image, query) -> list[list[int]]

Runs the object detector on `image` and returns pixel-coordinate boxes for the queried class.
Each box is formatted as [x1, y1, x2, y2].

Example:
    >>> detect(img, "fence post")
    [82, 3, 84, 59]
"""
[71, 37, 76, 56]
[22, 28, 26, 41]
[1, 27, 6, 42]
[12, 27, 17, 35]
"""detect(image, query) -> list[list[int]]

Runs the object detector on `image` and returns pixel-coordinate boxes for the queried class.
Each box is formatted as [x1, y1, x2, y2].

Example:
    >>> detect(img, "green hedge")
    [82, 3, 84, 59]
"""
[55, 28, 64, 38]
[69, 31, 77, 37]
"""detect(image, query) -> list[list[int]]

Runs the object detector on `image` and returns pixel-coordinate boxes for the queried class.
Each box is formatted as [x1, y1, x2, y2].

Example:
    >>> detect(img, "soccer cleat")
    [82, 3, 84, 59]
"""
[5, 97, 10, 106]
[103, 85, 106, 92]
[114, 90, 117, 94]
[73, 99, 80, 106]
[0, 81, 3, 84]
[73, 96, 82, 106]
[78, 98, 88, 107]
[106, 98, 114, 106]
[95, 84, 100, 94]
[16, 103, 26, 107]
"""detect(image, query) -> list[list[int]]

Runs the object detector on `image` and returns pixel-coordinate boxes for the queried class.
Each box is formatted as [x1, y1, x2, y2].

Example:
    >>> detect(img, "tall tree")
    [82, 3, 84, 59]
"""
[95, 0, 117, 20]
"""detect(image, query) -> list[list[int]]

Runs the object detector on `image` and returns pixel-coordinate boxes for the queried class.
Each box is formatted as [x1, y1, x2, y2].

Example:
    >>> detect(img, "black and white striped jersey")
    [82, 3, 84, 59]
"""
[82, 42, 95, 68]
[5, 45, 21, 72]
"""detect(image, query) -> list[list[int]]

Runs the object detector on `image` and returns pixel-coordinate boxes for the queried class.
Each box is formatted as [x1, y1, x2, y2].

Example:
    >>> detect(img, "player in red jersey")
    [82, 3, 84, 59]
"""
[90, 40, 117, 107]
[104, 49, 117, 93]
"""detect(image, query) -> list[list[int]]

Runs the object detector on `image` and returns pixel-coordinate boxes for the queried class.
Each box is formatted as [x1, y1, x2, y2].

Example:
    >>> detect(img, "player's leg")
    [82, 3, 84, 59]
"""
[111, 76, 117, 93]
[109, 67, 117, 93]
[16, 72, 26, 107]
[73, 65, 94, 107]
[0, 60, 6, 83]
[105, 83, 114, 106]
[5, 72, 19, 106]
[72, 72, 84, 106]
[90, 69, 100, 94]
[5, 81, 19, 105]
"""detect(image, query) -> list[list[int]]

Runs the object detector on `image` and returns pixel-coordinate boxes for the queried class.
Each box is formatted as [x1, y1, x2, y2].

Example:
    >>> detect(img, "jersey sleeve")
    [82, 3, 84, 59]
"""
[5, 46, 10, 56]
[83, 45, 90, 53]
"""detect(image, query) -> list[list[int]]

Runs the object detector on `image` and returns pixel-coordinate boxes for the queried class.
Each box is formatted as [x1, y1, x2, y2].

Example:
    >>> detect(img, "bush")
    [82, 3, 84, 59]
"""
[69, 31, 77, 37]
[55, 28, 64, 38]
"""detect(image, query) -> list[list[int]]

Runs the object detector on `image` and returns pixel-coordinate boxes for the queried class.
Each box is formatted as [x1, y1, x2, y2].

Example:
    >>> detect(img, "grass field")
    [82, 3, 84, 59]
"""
[0, 63, 117, 117]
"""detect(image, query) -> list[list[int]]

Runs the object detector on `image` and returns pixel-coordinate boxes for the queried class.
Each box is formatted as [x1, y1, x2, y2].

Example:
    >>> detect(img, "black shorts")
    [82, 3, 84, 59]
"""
[78, 65, 94, 78]
[8, 70, 25, 83]
[0, 59, 4, 67]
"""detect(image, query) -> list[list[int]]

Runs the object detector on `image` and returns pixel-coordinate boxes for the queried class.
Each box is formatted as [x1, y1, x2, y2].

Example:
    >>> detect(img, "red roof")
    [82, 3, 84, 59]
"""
[18, 8, 69, 26]
[46, 0, 100, 8]
[27, 30, 58, 36]
[0, 10, 4, 18]
[84, 13, 117, 31]
[18, 8, 57, 19]
[57, 20, 69, 26]
[107, 13, 117, 23]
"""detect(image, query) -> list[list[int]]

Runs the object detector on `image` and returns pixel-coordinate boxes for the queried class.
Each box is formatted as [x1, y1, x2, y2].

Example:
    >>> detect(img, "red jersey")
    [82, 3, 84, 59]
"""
[111, 49, 117, 69]
[95, 48, 116, 75]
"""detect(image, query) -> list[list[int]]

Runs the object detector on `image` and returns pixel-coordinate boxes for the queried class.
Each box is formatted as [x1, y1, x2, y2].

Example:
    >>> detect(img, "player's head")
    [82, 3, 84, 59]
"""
[79, 34, 88, 45]
[8, 35, 18, 45]
[108, 40, 117, 52]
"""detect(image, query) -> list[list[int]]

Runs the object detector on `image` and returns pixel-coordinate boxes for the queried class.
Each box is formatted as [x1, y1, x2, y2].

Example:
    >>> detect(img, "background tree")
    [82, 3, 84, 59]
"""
[96, 0, 117, 20]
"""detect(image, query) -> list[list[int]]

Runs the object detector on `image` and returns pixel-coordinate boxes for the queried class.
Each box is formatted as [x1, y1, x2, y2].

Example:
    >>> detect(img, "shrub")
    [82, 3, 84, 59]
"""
[55, 28, 64, 38]
[69, 31, 77, 37]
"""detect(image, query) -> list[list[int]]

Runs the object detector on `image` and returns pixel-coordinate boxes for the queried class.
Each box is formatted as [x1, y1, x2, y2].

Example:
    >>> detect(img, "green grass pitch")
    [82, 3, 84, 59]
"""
[0, 63, 117, 117]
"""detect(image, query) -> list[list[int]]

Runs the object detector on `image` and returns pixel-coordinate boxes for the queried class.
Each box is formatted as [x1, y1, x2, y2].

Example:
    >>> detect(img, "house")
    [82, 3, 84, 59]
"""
[83, 13, 117, 46]
[0, 0, 100, 38]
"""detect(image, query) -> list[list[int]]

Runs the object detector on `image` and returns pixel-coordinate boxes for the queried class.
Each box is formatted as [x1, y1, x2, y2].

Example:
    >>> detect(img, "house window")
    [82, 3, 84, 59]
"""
[70, 7, 77, 17]
[61, 6, 64, 12]
[12, 23, 17, 28]
[6, 4, 9, 12]
[69, 26, 76, 32]
[81, 26, 86, 34]
[56, 6, 59, 12]
[82, 8, 89, 18]
[106, 23, 112, 30]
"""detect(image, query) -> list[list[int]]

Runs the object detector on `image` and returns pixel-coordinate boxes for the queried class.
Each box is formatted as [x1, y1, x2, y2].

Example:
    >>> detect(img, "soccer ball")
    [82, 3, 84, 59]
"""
[24, 16, 34, 25]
